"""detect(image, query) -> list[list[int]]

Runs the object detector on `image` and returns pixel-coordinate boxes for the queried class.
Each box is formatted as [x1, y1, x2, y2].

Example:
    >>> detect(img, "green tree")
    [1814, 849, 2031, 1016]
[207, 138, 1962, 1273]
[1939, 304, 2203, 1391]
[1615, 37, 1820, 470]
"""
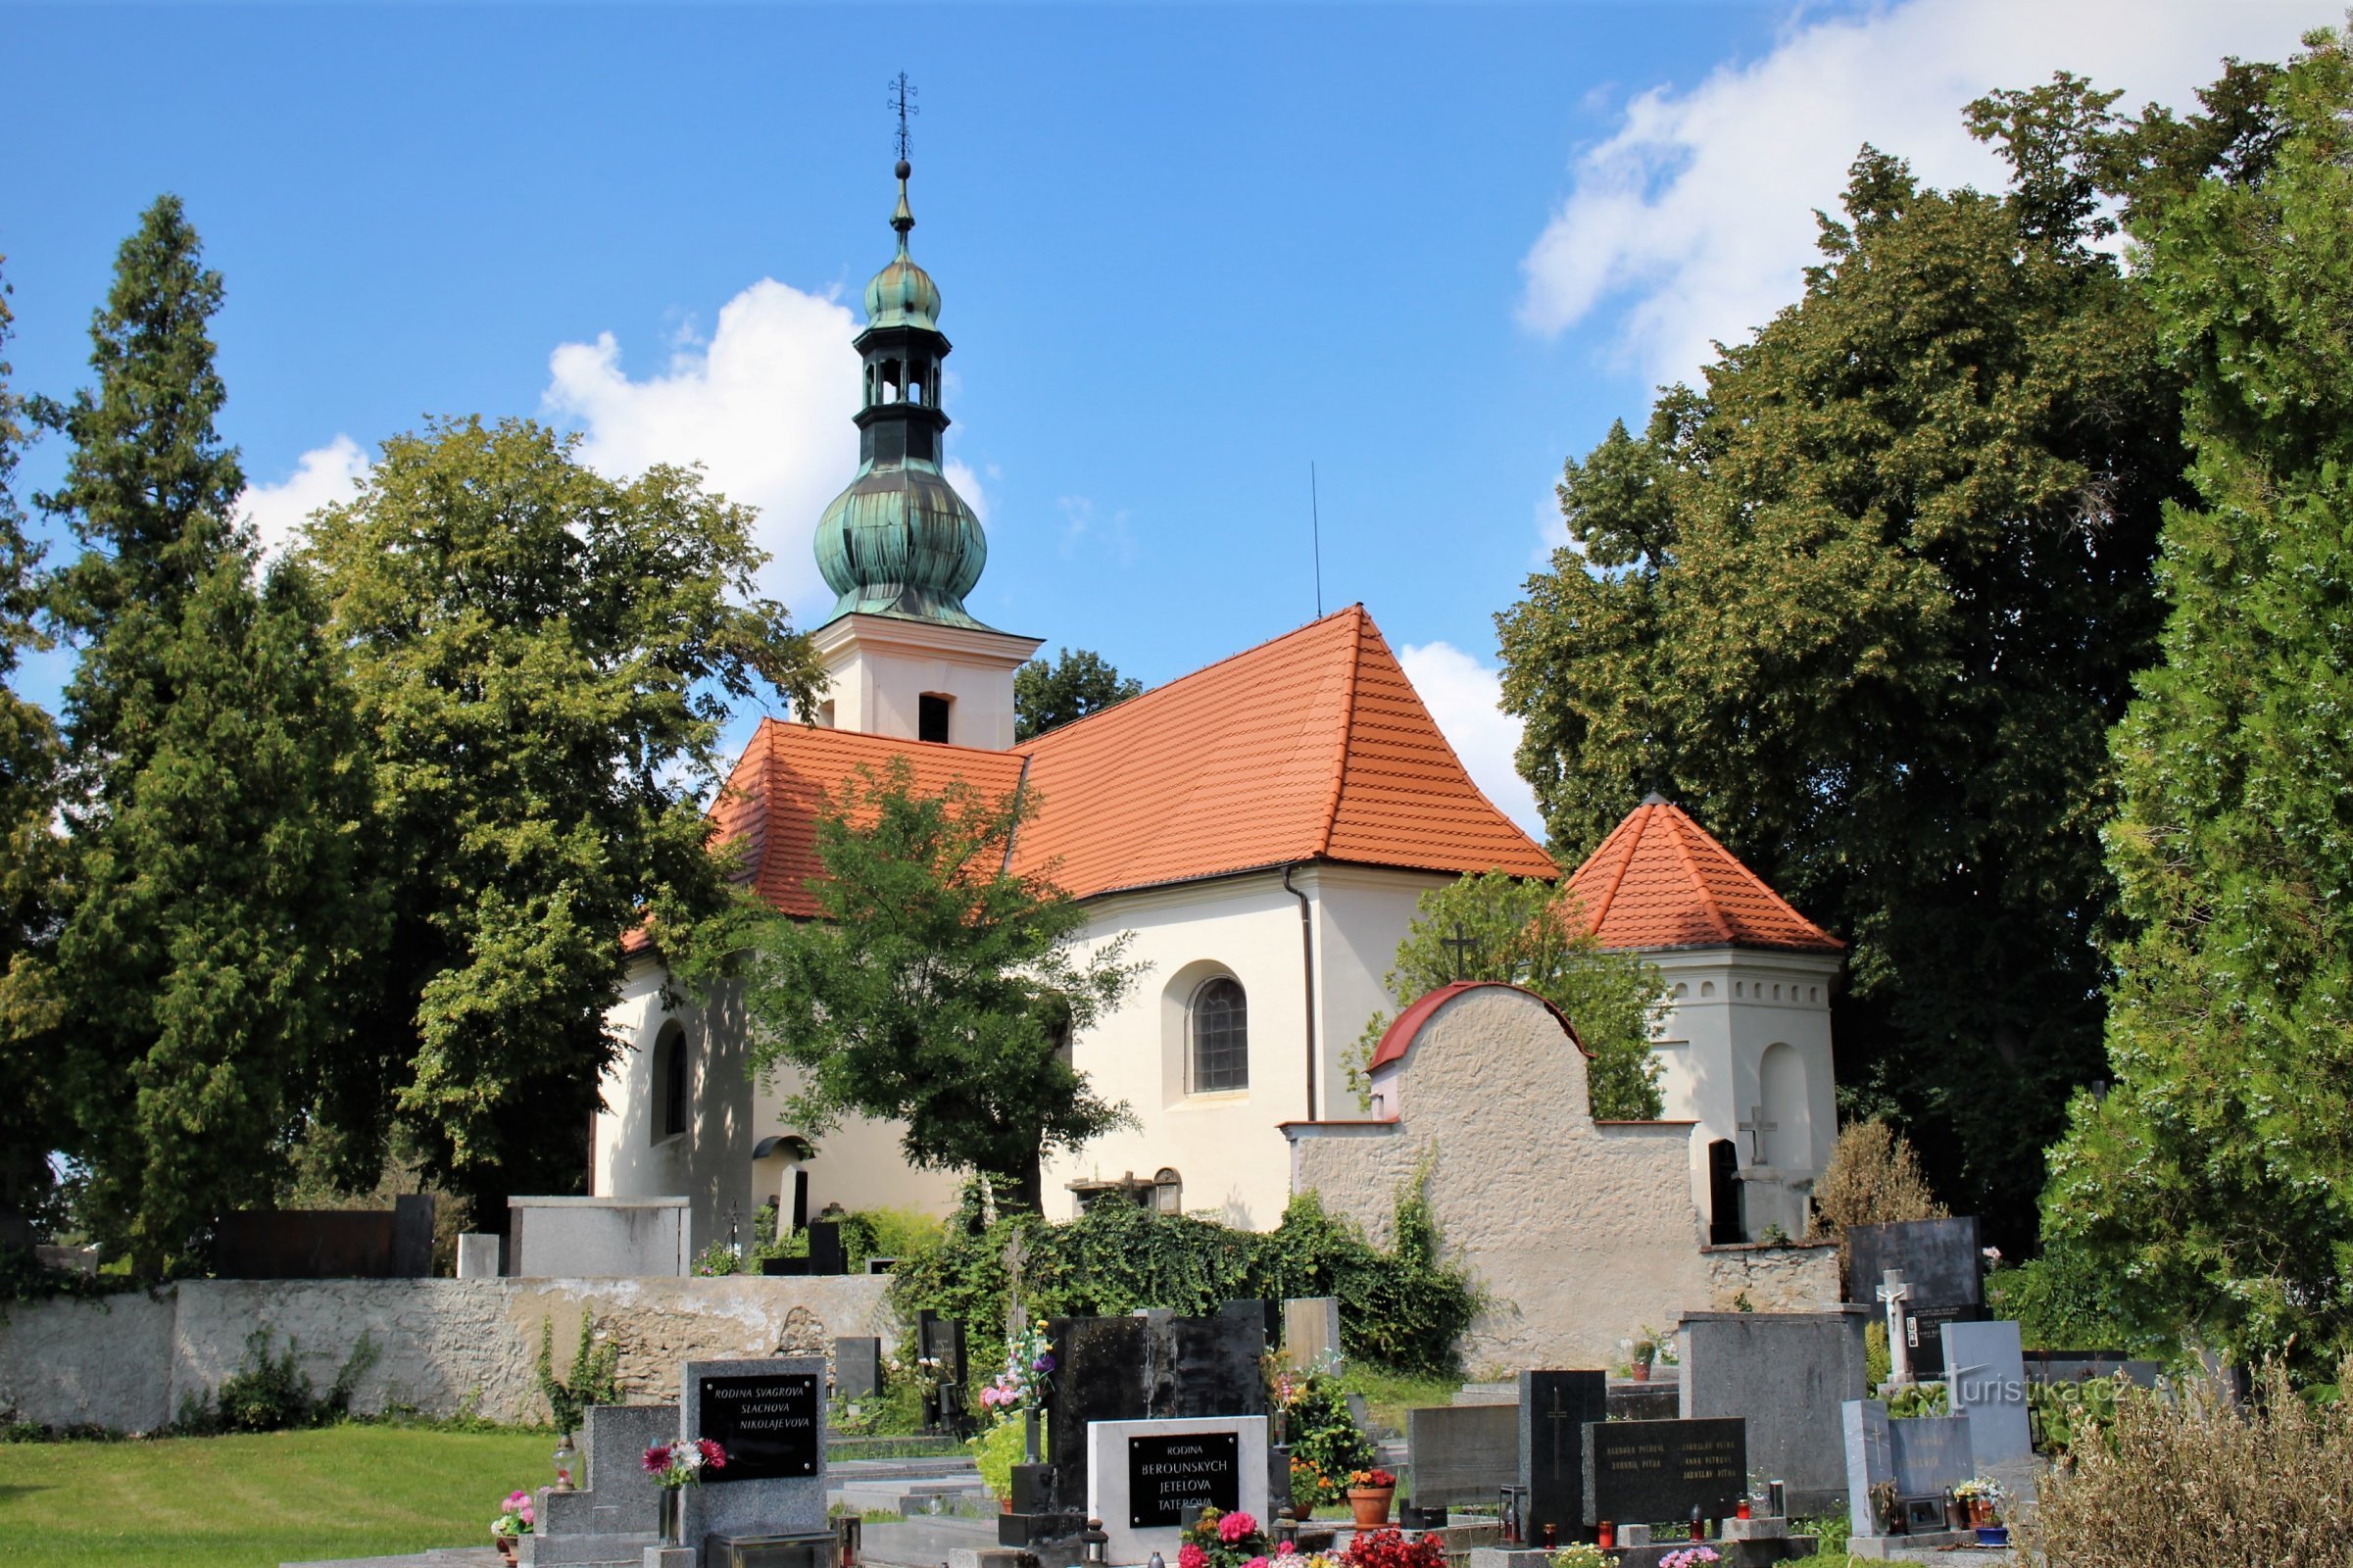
[2039, 25, 2353, 1371]
[1495, 74, 2272, 1242]
[1014, 647, 1142, 741]
[0, 253, 68, 1238]
[301, 416, 824, 1214]
[33, 197, 372, 1270]
[737, 759, 1140, 1213]
[1346, 871, 1666, 1120]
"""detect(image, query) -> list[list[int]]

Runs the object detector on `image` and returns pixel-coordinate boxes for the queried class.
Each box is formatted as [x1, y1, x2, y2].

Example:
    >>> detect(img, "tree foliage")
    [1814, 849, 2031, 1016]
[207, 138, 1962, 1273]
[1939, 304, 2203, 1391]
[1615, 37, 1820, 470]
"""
[30, 198, 374, 1271]
[1346, 871, 1665, 1120]
[738, 759, 1141, 1212]
[2039, 26, 2353, 1372]
[1495, 72, 2274, 1243]
[300, 416, 823, 1215]
[1013, 647, 1142, 741]
[1811, 1118, 1946, 1258]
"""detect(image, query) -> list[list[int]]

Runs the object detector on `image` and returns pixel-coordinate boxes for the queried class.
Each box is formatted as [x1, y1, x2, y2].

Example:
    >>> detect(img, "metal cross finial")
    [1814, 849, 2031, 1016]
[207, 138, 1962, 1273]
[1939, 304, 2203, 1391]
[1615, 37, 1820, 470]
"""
[890, 72, 919, 162]
[1440, 922, 1481, 981]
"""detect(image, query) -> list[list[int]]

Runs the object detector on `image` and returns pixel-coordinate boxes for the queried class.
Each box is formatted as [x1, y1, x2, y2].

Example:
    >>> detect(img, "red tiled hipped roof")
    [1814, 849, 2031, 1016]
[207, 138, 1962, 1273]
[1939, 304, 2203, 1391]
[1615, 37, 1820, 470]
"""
[1561, 796, 1842, 954]
[686, 605, 1555, 931]
[1365, 980, 1589, 1073]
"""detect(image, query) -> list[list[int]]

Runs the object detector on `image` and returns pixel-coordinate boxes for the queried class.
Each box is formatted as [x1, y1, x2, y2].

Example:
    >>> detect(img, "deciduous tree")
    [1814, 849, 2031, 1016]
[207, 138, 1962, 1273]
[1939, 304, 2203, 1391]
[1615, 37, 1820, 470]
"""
[737, 759, 1139, 1213]
[1014, 647, 1142, 741]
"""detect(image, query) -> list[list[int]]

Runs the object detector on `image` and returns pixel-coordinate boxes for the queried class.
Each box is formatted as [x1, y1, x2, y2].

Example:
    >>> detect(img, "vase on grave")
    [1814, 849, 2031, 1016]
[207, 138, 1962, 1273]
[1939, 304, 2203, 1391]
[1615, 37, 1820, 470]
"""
[658, 1487, 686, 1546]
[1347, 1487, 1395, 1528]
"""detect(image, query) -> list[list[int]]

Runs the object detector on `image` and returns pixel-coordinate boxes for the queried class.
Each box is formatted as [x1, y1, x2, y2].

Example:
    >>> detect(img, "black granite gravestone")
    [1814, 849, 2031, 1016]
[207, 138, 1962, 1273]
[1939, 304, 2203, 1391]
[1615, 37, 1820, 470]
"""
[1518, 1370, 1607, 1544]
[834, 1336, 882, 1399]
[917, 1309, 969, 1387]
[1844, 1218, 1987, 1378]
[697, 1370, 822, 1481]
[1126, 1430, 1243, 1527]
[1580, 1417, 1745, 1527]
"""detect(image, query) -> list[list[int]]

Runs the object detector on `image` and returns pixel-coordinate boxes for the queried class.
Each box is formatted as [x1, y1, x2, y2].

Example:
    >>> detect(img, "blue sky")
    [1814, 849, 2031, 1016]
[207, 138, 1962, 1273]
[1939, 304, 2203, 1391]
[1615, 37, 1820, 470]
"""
[1, 1, 2324, 833]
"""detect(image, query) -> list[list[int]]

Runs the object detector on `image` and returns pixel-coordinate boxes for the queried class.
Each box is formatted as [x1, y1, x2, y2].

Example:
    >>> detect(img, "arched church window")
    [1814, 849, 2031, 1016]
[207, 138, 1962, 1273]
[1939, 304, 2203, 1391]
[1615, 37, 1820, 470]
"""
[651, 1021, 689, 1143]
[1188, 976, 1249, 1093]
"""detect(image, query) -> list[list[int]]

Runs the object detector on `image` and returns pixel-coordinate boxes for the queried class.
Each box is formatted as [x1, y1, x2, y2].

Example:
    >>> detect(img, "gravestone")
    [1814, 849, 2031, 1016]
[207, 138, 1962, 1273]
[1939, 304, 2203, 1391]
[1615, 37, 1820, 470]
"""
[1943, 1318, 2034, 1503]
[1842, 1400, 1894, 1541]
[533, 1402, 678, 1561]
[1087, 1415, 1270, 1564]
[1581, 1417, 1745, 1527]
[1679, 1310, 1869, 1517]
[456, 1232, 503, 1279]
[808, 1219, 847, 1276]
[918, 1310, 969, 1386]
[679, 1356, 827, 1547]
[1518, 1370, 1607, 1544]
[1283, 1298, 1343, 1370]
[1889, 1414, 1973, 1499]
[1407, 1403, 1518, 1507]
[1844, 1218, 1986, 1378]
[834, 1336, 883, 1400]
[2023, 1350, 2160, 1389]
[1842, 1397, 1972, 1552]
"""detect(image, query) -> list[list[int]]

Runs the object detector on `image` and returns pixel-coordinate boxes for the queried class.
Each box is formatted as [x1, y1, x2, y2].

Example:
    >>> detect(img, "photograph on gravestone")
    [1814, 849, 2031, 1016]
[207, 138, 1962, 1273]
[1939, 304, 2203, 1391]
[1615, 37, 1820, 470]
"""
[699, 1371, 821, 1480]
[1127, 1431, 1243, 1527]
[1518, 1370, 1607, 1543]
[1580, 1418, 1746, 1527]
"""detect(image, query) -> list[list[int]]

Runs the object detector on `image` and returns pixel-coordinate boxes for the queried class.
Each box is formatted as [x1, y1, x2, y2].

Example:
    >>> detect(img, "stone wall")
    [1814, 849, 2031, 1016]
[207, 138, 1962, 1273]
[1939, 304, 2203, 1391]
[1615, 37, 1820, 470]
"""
[0, 1274, 894, 1433]
[1288, 985, 1834, 1376]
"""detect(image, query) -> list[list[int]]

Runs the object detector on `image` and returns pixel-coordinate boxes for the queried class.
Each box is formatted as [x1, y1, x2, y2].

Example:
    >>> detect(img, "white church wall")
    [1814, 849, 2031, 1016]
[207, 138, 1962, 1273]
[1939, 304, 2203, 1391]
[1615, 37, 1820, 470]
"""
[809, 613, 1039, 751]
[1645, 948, 1843, 1236]
[1298, 863, 1454, 1121]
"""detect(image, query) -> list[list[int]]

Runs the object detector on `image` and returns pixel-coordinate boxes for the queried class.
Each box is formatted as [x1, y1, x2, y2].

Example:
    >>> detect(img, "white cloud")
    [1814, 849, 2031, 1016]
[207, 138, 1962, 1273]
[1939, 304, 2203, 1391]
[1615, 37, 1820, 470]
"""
[945, 459, 990, 526]
[1522, 0, 2323, 384]
[1397, 640, 1545, 840]
[239, 434, 368, 560]
[543, 279, 862, 606]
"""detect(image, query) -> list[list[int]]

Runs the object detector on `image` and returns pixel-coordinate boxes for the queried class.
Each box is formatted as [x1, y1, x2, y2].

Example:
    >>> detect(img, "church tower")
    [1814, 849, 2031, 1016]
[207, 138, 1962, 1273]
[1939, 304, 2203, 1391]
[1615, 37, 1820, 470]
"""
[809, 158, 1041, 748]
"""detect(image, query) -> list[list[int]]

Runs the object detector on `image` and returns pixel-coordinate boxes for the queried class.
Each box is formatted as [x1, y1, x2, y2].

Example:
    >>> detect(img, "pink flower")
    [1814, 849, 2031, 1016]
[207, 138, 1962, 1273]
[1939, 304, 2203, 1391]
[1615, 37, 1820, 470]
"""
[1277, 1545, 1299, 1559]
[1218, 1512, 1258, 1544]
[1179, 1544, 1208, 1568]
[1246, 1556, 1270, 1568]
[642, 1444, 671, 1476]
[699, 1438, 727, 1469]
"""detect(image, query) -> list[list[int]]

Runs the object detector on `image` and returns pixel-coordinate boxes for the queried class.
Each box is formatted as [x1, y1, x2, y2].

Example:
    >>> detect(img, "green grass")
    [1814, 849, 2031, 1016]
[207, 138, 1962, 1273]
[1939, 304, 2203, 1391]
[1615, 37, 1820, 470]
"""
[1332, 1365, 1463, 1435]
[0, 1425, 555, 1567]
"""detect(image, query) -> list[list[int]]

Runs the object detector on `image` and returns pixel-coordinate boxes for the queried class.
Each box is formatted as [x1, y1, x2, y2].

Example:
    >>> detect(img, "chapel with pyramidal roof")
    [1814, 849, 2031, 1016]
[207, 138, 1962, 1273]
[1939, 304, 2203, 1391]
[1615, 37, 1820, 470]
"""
[591, 159, 1842, 1251]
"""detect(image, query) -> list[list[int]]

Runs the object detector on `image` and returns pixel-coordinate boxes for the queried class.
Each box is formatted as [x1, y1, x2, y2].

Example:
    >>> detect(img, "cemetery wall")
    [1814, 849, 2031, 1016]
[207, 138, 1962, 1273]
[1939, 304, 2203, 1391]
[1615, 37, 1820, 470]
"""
[1290, 985, 1750, 1372]
[1700, 1239, 1840, 1309]
[0, 1273, 893, 1433]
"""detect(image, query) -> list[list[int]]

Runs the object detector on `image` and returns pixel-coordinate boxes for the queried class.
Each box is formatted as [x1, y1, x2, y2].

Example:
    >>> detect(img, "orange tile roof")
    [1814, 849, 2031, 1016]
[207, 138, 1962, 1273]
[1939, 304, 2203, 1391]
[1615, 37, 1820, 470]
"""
[691, 605, 1555, 927]
[1561, 796, 1842, 954]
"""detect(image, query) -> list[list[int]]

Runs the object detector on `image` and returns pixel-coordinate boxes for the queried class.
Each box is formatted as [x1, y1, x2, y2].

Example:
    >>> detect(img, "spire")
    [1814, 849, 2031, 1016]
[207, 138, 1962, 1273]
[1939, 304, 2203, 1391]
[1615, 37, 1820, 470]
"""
[812, 154, 992, 630]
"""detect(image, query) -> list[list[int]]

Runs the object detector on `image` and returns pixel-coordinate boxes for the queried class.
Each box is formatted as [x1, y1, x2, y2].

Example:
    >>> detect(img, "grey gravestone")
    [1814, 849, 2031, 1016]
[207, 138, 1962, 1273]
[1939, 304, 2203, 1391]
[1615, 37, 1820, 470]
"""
[1844, 1218, 1986, 1378]
[834, 1336, 882, 1400]
[1889, 1414, 1973, 1498]
[456, 1232, 502, 1279]
[535, 1403, 677, 1556]
[1943, 1318, 2034, 1500]
[1841, 1399, 1894, 1540]
[1284, 1298, 1343, 1369]
[679, 1356, 827, 1544]
[1679, 1309, 1869, 1516]
[2024, 1350, 2160, 1389]
[1518, 1370, 1607, 1544]
[1580, 1417, 1745, 1527]
[1407, 1403, 1518, 1507]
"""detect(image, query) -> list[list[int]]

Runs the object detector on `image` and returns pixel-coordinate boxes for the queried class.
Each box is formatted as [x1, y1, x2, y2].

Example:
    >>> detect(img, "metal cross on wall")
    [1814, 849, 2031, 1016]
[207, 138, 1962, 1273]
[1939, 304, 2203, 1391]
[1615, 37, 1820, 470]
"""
[890, 72, 919, 161]
[1544, 1384, 1575, 1467]
[1441, 922, 1481, 981]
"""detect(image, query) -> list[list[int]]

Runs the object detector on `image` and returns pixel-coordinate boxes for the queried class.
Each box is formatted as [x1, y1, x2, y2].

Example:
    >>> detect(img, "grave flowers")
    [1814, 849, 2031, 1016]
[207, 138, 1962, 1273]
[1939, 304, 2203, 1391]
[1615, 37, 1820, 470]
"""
[1338, 1527, 1444, 1568]
[1954, 1477, 2006, 1536]
[644, 1438, 729, 1545]
[490, 1490, 535, 1564]
[1346, 1467, 1398, 1528]
[1547, 1545, 1611, 1568]
[1179, 1506, 1271, 1568]
[1658, 1550, 1719, 1568]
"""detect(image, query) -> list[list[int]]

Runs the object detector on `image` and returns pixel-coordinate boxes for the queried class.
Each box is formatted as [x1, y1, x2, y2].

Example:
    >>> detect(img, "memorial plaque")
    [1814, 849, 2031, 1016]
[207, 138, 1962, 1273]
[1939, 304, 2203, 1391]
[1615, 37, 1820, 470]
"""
[698, 1372, 820, 1481]
[1126, 1430, 1241, 1527]
[1581, 1417, 1745, 1526]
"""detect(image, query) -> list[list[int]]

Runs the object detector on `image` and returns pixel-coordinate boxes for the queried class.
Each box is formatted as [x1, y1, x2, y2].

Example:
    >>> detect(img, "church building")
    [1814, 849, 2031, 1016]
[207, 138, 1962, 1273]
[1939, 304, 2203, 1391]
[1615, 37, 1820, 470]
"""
[589, 161, 1842, 1255]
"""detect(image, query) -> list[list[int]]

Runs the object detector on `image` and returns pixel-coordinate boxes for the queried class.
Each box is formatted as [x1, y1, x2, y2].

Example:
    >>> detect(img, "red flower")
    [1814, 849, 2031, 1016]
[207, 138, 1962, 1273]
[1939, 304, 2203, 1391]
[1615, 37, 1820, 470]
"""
[1179, 1544, 1208, 1568]
[642, 1444, 671, 1476]
[698, 1438, 727, 1469]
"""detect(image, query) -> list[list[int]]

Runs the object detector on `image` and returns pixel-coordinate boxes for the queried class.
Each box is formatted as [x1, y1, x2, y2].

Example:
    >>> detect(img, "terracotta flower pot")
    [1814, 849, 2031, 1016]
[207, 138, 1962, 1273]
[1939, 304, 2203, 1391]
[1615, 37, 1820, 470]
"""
[1348, 1487, 1395, 1529]
[1629, 1360, 1652, 1382]
[494, 1537, 516, 1567]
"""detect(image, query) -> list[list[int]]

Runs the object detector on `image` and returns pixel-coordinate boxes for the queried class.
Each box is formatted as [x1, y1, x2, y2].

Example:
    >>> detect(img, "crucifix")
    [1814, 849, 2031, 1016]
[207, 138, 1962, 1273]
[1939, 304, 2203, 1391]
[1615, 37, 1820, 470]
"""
[1440, 922, 1481, 981]
[1003, 1229, 1030, 1336]
[1737, 1104, 1778, 1165]
[1876, 1268, 1914, 1389]
[889, 72, 919, 162]
[1544, 1383, 1577, 1471]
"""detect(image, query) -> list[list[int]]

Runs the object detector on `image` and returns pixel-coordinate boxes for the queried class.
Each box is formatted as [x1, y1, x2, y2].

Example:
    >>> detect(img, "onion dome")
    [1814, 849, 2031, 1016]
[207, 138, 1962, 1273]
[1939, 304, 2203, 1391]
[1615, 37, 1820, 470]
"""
[863, 161, 941, 330]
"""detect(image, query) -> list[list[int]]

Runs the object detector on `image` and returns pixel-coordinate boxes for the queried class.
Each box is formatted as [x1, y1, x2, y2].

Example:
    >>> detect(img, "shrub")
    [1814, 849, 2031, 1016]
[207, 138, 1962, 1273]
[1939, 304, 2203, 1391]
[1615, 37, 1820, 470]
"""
[172, 1326, 379, 1434]
[1811, 1118, 1944, 1261]
[968, 1411, 1036, 1500]
[2027, 1360, 2353, 1567]
[1280, 1375, 1375, 1503]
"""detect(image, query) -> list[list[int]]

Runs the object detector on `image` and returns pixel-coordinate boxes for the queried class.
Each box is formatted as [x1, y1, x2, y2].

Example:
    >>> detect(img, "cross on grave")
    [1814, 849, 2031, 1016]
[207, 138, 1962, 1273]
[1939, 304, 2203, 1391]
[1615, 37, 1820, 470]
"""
[1737, 1104, 1778, 1165]
[1004, 1230, 1031, 1336]
[1441, 923, 1481, 981]
[1876, 1268, 1914, 1388]
[1545, 1384, 1578, 1469]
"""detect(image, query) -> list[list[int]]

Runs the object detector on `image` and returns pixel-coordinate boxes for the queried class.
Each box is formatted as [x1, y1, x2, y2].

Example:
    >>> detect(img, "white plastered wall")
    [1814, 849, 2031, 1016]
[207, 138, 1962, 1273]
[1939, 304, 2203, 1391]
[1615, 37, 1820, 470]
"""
[809, 613, 1041, 750]
[1642, 947, 1843, 1237]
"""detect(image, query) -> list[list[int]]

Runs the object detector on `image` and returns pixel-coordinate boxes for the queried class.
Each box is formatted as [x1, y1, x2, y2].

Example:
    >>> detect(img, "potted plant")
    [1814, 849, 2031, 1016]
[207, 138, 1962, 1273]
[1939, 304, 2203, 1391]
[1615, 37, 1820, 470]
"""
[1346, 1467, 1398, 1528]
[1618, 1333, 1656, 1381]
[643, 1438, 728, 1545]
[490, 1490, 535, 1564]
[1179, 1506, 1270, 1568]
[1549, 1545, 1611, 1568]
[1954, 1478, 2007, 1544]
[970, 1414, 1031, 1511]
